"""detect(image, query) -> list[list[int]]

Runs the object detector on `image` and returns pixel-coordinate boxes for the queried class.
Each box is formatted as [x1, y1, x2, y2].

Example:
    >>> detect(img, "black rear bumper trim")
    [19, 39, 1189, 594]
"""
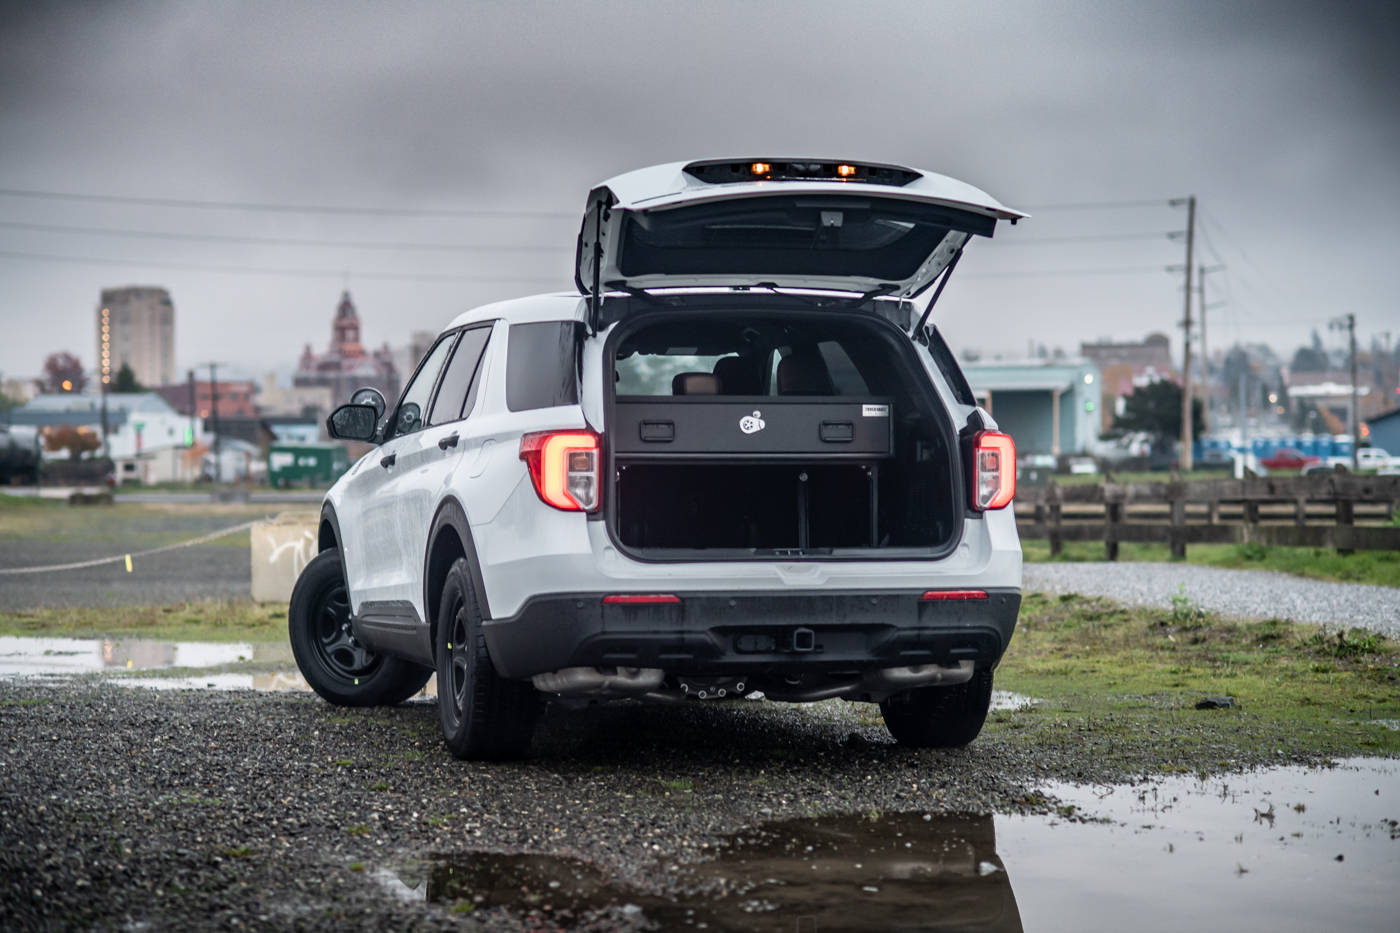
[482, 588, 1019, 680]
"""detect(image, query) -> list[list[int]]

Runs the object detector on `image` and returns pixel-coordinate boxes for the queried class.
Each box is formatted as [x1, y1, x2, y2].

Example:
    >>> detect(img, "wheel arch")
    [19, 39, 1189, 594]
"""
[318, 502, 343, 554]
[424, 497, 491, 661]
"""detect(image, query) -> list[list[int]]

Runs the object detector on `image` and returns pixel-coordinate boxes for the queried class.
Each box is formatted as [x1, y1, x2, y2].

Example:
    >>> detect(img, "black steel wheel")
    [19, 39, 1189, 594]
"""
[436, 557, 539, 760]
[879, 667, 995, 748]
[289, 549, 431, 706]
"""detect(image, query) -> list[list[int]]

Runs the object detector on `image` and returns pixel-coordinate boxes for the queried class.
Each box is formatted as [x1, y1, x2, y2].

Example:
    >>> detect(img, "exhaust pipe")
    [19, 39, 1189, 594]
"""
[757, 661, 976, 703]
[531, 666, 664, 697]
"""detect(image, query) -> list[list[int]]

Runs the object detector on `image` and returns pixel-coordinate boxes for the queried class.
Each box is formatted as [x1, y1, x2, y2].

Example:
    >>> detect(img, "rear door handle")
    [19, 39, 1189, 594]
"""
[438, 433, 460, 451]
[380, 453, 396, 468]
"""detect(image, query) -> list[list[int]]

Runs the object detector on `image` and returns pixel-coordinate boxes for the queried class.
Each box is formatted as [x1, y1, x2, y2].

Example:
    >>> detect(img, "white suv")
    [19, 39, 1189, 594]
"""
[290, 159, 1026, 760]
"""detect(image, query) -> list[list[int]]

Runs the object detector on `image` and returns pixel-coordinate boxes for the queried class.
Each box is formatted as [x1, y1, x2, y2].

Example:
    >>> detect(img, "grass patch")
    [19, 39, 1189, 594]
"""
[993, 592, 1400, 763]
[0, 601, 291, 642]
[346, 824, 370, 836]
[1022, 539, 1400, 588]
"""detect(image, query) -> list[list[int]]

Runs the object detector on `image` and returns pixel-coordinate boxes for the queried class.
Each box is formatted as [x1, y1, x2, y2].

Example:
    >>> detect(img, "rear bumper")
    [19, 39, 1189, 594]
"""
[481, 588, 1020, 680]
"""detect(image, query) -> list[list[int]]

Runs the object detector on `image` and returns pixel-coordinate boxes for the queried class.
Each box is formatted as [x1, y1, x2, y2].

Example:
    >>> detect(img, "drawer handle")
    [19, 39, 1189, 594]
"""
[819, 421, 854, 442]
[639, 421, 675, 442]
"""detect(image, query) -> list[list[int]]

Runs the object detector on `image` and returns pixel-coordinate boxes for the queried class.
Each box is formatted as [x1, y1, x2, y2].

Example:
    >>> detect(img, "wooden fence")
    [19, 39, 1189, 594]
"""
[1014, 472, 1400, 559]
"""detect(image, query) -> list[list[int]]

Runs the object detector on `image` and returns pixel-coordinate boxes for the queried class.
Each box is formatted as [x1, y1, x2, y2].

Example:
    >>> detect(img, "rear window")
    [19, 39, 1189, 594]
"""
[924, 325, 976, 406]
[618, 195, 994, 281]
[506, 321, 579, 412]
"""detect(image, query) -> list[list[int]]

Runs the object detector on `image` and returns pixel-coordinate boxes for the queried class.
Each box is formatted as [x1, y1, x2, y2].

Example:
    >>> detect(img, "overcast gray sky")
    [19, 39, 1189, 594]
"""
[1, 0, 1396, 383]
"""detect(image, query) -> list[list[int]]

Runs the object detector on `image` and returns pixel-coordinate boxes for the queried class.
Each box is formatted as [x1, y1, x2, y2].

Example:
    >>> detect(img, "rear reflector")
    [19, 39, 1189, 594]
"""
[602, 594, 681, 604]
[921, 590, 989, 600]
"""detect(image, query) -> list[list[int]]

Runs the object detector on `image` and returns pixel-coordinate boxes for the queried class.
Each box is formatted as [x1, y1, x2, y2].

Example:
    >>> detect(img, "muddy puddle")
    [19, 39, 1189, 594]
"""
[385, 759, 1398, 932]
[0, 634, 441, 694]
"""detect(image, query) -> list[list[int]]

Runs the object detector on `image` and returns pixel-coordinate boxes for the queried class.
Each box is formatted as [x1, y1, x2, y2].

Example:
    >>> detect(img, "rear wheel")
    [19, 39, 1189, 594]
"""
[436, 557, 540, 760]
[879, 667, 994, 748]
[289, 549, 432, 706]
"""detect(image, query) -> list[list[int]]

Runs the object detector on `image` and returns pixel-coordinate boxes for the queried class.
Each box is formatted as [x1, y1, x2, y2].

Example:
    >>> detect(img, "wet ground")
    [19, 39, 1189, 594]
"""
[2, 643, 1397, 932]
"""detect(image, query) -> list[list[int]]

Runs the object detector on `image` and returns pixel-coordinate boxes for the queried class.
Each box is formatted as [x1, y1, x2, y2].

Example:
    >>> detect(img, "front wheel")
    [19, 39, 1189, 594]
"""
[289, 549, 432, 707]
[436, 557, 539, 760]
[879, 667, 995, 748]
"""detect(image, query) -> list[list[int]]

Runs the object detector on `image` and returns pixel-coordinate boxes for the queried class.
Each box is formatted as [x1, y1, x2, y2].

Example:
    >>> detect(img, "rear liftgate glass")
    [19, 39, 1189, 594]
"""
[605, 309, 965, 560]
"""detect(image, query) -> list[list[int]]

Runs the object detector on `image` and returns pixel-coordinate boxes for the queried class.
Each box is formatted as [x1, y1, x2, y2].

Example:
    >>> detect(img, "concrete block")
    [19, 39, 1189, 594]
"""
[251, 510, 321, 603]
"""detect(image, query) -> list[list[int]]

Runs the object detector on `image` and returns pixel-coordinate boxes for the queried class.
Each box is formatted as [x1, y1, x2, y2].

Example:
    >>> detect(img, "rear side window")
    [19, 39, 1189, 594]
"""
[506, 321, 579, 412]
[924, 325, 975, 406]
[428, 326, 492, 425]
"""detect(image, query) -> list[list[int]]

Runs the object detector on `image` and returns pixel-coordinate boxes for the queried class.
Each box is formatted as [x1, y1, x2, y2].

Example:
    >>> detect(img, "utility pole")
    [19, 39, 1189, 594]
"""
[204, 362, 224, 483]
[1330, 314, 1358, 470]
[1171, 196, 1197, 470]
[1198, 264, 1225, 433]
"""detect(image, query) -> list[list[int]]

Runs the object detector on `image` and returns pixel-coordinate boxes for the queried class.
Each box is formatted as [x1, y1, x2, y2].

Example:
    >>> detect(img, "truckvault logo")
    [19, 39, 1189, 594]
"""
[739, 411, 766, 434]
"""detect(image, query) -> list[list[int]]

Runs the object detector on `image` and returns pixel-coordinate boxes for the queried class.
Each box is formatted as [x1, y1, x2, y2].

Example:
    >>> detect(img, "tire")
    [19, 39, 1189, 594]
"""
[436, 557, 539, 760]
[289, 549, 432, 707]
[879, 667, 995, 748]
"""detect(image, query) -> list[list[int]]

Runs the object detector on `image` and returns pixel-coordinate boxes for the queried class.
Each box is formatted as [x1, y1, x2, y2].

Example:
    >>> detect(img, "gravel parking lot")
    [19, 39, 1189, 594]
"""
[1023, 562, 1400, 636]
[1, 681, 1076, 932]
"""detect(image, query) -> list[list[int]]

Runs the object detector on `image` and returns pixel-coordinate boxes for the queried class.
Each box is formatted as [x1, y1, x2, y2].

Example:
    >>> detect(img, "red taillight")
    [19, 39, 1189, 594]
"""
[971, 431, 1016, 510]
[602, 594, 681, 604]
[519, 430, 600, 511]
[921, 589, 989, 600]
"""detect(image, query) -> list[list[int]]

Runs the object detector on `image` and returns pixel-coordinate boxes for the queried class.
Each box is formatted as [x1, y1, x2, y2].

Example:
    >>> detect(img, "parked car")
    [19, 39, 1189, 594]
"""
[291, 159, 1026, 760]
[0, 424, 41, 484]
[1259, 447, 1320, 471]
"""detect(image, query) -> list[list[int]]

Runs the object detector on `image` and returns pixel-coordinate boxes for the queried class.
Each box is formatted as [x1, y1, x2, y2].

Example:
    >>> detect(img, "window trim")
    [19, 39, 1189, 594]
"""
[387, 329, 460, 441]
[426, 323, 494, 427]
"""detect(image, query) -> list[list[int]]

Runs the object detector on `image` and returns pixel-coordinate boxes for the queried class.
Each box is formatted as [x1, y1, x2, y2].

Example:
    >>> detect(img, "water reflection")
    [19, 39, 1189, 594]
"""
[414, 812, 1021, 932]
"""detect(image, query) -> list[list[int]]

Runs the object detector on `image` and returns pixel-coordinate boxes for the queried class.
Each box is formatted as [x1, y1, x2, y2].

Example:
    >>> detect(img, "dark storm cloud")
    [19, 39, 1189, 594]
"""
[0, 1, 1396, 378]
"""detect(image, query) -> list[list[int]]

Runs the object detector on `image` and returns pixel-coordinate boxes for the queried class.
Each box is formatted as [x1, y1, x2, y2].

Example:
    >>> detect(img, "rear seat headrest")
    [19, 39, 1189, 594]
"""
[776, 353, 832, 396]
[712, 356, 764, 396]
[672, 372, 721, 395]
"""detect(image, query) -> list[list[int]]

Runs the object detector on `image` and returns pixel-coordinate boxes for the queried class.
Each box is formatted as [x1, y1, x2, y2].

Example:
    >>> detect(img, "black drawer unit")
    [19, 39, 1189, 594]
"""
[613, 396, 894, 459]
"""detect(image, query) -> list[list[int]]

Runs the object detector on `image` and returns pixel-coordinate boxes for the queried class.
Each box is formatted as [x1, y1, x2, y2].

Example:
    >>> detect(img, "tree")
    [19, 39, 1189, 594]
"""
[43, 425, 102, 459]
[35, 352, 87, 394]
[113, 363, 145, 393]
[1290, 330, 1329, 373]
[1111, 379, 1204, 443]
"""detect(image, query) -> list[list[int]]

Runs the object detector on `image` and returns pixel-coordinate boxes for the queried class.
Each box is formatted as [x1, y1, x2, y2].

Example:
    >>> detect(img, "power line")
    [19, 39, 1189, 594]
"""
[1014, 198, 1170, 212]
[959, 264, 1171, 280]
[0, 187, 576, 219]
[991, 231, 1178, 246]
[0, 248, 570, 284]
[0, 220, 568, 253]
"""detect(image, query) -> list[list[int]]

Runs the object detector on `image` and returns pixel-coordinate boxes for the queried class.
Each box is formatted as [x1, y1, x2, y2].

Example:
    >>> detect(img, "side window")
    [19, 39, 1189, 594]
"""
[428, 326, 492, 426]
[390, 333, 456, 439]
[506, 321, 579, 412]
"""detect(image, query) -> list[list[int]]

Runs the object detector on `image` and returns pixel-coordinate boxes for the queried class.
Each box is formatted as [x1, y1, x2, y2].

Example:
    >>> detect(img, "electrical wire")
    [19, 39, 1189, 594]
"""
[0, 220, 567, 253]
[0, 249, 570, 284]
[989, 231, 1179, 246]
[958, 264, 1172, 280]
[0, 187, 575, 219]
[1014, 198, 1170, 212]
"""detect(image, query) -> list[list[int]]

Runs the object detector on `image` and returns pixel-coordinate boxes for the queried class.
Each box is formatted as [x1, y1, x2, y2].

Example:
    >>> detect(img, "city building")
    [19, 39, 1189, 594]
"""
[97, 287, 176, 387]
[294, 291, 399, 407]
[9, 392, 203, 483]
[963, 359, 1102, 457]
[254, 372, 333, 419]
[1079, 333, 1175, 431]
[153, 379, 259, 419]
[1364, 408, 1400, 454]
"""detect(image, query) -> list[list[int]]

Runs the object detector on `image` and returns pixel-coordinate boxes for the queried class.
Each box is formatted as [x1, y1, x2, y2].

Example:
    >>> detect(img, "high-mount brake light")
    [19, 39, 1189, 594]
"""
[602, 594, 681, 604]
[750, 162, 771, 175]
[971, 431, 1016, 510]
[836, 163, 858, 177]
[921, 590, 989, 600]
[519, 430, 600, 511]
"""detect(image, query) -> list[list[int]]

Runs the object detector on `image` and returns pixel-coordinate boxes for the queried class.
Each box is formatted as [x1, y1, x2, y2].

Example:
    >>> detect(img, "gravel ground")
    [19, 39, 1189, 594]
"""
[1023, 562, 1400, 635]
[0, 678, 1142, 933]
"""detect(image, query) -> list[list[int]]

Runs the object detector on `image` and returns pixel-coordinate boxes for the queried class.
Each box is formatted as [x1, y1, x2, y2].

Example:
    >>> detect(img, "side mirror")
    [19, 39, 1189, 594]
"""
[349, 386, 387, 422]
[327, 404, 379, 442]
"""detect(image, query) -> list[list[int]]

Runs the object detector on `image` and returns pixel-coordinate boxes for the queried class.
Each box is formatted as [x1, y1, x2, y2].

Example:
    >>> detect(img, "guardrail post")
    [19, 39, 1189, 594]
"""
[1105, 497, 1123, 561]
[1294, 497, 1307, 527]
[1048, 483, 1063, 557]
[1336, 493, 1355, 556]
[1169, 483, 1187, 559]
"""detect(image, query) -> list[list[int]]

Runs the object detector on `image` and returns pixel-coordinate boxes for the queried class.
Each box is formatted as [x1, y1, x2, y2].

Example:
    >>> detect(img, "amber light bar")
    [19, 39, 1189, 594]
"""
[920, 590, 989, 600]
[602, 594, 681, 604]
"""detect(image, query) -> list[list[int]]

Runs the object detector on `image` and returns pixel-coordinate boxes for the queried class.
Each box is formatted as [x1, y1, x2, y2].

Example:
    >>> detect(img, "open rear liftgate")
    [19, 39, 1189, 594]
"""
[612, 395, 894, 553]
